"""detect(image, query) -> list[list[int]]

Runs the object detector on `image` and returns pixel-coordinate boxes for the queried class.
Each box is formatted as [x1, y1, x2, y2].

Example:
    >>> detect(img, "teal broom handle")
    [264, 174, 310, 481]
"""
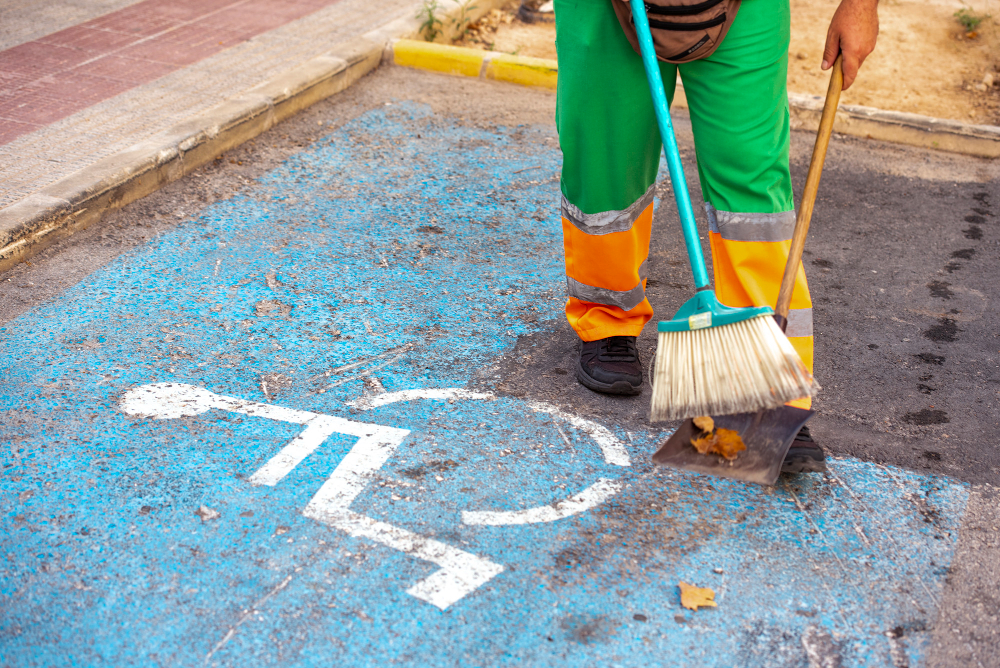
[629, 0, 710, 290]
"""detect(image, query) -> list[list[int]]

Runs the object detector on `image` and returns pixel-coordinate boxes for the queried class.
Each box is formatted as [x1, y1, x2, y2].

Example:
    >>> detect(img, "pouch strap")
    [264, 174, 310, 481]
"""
[644, 0, 725, 16]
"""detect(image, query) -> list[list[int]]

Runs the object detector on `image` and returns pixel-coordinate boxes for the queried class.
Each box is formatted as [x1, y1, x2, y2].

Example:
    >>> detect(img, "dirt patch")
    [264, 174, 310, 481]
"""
[454, 0, 1000, 124]
[789, 0, 999, 124]
[457, 2, 557, 60]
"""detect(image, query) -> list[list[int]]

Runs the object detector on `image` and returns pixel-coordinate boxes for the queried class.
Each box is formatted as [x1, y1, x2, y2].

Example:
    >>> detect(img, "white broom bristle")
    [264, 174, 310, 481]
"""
[650, 314, 819, 421]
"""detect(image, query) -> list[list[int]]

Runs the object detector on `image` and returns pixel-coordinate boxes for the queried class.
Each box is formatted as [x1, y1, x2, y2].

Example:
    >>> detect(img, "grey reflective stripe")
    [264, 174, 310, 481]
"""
[562, 184, 655, 236]
[706, 203, 721, 234]
[785, 307, 813, 338]
[566, 276, 647, 312]
[705, 203, 795, 242]
[638, 258, 649, 281]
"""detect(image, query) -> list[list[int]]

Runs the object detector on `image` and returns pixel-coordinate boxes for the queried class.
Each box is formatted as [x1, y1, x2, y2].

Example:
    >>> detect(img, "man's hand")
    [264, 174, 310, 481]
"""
[822, 0, 879, 90]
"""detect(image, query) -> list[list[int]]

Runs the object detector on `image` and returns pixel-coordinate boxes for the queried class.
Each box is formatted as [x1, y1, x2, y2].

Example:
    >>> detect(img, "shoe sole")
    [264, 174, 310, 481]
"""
[575, 358, 642, 396]
[780, 456, 827, 474]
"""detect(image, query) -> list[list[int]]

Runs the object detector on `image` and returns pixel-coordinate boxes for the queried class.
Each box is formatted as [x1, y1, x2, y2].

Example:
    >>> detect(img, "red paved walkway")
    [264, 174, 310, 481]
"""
[0, 0, 342, 145]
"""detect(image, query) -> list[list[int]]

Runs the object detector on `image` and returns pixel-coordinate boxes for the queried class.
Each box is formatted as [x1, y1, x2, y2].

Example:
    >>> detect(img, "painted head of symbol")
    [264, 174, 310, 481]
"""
[119, 382, 219, 420]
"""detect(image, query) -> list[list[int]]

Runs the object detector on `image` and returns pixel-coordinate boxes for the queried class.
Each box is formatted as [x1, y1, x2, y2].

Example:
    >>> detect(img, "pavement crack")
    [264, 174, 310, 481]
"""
[204, 573, 294, 663]
[787, 489, 859, 636]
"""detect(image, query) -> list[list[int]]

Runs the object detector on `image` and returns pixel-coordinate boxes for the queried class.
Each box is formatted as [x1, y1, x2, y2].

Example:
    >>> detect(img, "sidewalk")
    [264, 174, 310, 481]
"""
[0, 0, 503, 270]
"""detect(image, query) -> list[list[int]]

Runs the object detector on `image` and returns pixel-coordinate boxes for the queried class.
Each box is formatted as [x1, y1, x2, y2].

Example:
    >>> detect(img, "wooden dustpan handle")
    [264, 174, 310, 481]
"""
[774, 55, 844, 330]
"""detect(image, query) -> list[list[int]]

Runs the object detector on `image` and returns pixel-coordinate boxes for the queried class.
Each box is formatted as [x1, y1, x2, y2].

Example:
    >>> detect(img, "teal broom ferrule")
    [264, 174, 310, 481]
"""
[657, 291, 774, 333]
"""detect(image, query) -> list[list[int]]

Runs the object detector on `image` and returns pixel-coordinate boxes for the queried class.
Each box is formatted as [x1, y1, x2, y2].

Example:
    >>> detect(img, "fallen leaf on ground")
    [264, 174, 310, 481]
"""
[693, 415, 714, 433]
[679, 581, 717, 610]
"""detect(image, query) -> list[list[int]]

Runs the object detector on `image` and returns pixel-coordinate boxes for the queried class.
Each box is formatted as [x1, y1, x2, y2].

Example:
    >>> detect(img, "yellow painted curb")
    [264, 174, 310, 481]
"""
[485, 54, 558, 89]
[393, 39, 558, 90]
[392, 40, 488, 78]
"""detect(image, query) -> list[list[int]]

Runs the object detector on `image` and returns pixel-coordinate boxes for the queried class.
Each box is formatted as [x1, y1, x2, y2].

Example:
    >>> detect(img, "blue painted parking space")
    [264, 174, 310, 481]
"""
[1, 102, 968, 666]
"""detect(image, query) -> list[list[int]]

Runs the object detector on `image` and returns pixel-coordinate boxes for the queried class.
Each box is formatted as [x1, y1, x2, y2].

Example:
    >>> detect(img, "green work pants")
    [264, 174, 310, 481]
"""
[554, 0, 793, 216]
[555, 0, 814, 409]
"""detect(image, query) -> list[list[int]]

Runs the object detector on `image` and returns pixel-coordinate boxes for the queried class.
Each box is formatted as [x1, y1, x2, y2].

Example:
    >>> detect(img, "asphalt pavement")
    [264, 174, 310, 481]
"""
[1, 66, 998, 667]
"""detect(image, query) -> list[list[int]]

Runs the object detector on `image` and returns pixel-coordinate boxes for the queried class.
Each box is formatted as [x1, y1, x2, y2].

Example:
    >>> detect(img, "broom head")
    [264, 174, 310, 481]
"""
[650, 291, 818, 422]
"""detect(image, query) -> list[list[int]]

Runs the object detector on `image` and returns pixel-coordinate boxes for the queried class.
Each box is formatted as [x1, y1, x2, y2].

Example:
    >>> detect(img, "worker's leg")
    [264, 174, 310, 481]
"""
[554, 0, 677, 342]
[678, 0, 814, 409]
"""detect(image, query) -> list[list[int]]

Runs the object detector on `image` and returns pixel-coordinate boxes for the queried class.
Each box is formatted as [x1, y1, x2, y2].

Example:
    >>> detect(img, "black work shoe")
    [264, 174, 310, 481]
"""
[576, 336, 643, 396]
[781, 424, 827, 473]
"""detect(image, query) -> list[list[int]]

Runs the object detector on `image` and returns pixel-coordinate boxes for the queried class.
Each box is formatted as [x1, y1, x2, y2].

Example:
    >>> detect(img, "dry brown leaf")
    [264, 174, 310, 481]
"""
[693, 415, 714, 433]
[689, 426, 746, 460]
[679, 581, 717, 610]
[713, 428, 746, 461]
[690, 432, 717, 454]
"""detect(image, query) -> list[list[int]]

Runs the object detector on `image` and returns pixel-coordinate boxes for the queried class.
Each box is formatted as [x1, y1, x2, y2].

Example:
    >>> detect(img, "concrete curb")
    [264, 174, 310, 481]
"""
[787, 92, 1000, 159]
[390, 41, 1000, 160]
[0, 0, 508, 273]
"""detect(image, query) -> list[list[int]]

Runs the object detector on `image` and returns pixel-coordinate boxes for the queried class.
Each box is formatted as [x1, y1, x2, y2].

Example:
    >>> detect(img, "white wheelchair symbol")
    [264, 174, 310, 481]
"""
[119, 383, 631, 610]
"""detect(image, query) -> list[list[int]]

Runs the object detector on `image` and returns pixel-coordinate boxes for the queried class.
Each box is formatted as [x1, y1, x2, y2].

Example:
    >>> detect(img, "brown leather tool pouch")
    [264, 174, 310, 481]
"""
[612, 0, 741, 64]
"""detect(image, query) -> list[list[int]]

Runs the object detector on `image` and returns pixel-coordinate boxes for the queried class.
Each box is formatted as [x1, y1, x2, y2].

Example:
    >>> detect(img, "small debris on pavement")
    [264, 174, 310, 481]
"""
[259, 372, 293, 401]
[253, 299, 292, 318]
[195, 505, 221, 521]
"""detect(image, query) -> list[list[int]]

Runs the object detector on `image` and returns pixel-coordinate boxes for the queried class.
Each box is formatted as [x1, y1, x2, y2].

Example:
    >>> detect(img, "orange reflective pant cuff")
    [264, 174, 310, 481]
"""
[561, 201, 654, 340]
[565, 296, 653, 342]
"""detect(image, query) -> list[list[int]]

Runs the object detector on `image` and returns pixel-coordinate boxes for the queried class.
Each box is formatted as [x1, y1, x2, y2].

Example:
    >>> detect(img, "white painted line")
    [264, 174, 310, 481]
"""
[120, 382, 220, 420]
[301, 428, 411, 512]
[316, 510, 504, 610]
[527, 400, 631, 467]
[248, 417, 341, 487]
[120, 382, 504, 610]
[123, 381, 381, 430]
[298, 424, 504, 609]
[347, 388, 629, 466]
[213, 393, 322, 426]
[120, 384, 634, 605]
[347, 387, 495, 410]
[461, 477, 622, 526]
[348, 387, 631, 526]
